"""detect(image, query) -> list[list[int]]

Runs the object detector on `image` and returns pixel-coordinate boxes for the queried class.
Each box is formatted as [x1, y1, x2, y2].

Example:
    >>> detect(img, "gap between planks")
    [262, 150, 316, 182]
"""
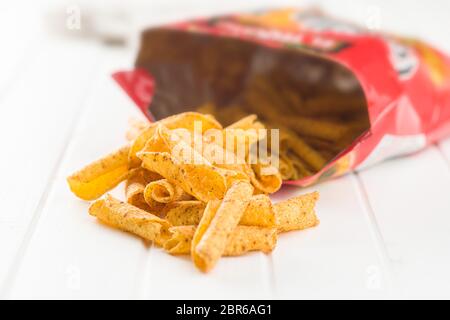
[352, 172, 396, 296]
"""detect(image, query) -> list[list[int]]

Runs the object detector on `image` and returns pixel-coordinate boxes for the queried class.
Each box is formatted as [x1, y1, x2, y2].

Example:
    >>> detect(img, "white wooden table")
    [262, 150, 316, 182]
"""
[1, 0, 450, 299]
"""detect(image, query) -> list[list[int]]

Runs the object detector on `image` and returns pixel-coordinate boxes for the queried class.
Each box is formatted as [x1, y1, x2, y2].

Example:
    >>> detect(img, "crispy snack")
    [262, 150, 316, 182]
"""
[222, 114, 266, 156]
[166, 194, 275, 228]
[125, 168, 164, 213]
[277, 115, 348, 142]
[280, 128, 327, 172]
[150, 124, 252, 190]
[89, 194, 171, 246]
[226, 114, 265, 131]
[274, 192, 320, 233]
[143, 178, 192, 204]
[192, 181, 254, 272]
[164, 201, 206, 226]
[250, 162, 282, 194]
[165, 225, 277, 256]
[129, 112, 222, 167]
[278, 152, 295, 180]
[289, 152, 314, 178]
[67, 145, 130, 200]
[139, 151, 228, 202]
[68, 109, 322, 273]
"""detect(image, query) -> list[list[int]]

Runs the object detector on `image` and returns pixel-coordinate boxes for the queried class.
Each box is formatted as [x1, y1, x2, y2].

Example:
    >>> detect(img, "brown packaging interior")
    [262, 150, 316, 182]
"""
[135, 29, 370, 181]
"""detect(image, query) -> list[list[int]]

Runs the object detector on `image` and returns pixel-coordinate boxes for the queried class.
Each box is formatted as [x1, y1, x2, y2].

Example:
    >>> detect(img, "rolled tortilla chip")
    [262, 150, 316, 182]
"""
[244, 87, 348, 141]
[143, 178, 192, 204]
[192, 181, 254, 272]
[166, 194, 275, 228]
[164, 201, 207, 226]
[67, 145, 130, 200]
[139, 151, 228, 202]
[289, 152, 314, 179]
[224, 114, 266, 155]
[274, 192, 320, 233]
[250, 162, 282, 194]
[125, 168, 163, 212]
[165, 225, 277, 256]
[278, 153, 295, 180]
[250, 76, 294, 116]
[89, 194, 171, 246]
[226, 114, 265, 131]
[129, 112, 222, 167]
[277, 115, 348, 142]
[280, 129, 327, 172]
[153, 124, 253, 189]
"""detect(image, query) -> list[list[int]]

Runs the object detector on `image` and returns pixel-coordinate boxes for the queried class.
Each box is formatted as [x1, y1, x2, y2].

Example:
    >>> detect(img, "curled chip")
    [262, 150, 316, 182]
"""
[154, 123, 257, 191]
[125, 168, 162, 212]
[89, 194, 170, 246]
[138, 151, 228, 202]
[226, 114, 265, 131]
[144, 178, 192, 204]
[67, 145, 130, 200]
[129, 112, 222, 167]
[165, 225, 277, 256]
[279, 127, 326, 172]
[166, 194, 275, 228]
[274, 192, 320, 233]
[192, 181, 254, 272]
[250, 162, 282, 194]
[278, 152, 295, 180]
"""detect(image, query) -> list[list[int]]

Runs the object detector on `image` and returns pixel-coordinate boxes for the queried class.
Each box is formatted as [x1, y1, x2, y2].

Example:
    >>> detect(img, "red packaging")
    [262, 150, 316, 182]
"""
[114, 8, 450, 186]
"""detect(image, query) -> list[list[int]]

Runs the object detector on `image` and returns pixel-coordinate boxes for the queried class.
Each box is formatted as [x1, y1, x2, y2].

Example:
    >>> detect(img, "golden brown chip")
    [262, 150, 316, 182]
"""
[192, 181, 254, 272]
[166, 194, 275, 228]
[274, 192, 320, 233]
[67, 145, 130, 200]
[125, 168, 163, 212]
[226, 114, 265, 131]
[250, 162, 282, 194]
[165, 225, 277, 256]
[280, 128, 327, 172]
[164, 201, 207, 226]
[143, 178, 192, 204]
[239, 194, 275, 227]
[278, 152, 295, 180]
[89, 194, 171, 246]
[129, 112, 222, 167]
[139, 151, 228, 202]
[276, 115, 348, 142]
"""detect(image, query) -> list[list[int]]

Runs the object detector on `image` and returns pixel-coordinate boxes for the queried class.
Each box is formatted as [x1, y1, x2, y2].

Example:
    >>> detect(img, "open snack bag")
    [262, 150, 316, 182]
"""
[114, 7, 450, 186]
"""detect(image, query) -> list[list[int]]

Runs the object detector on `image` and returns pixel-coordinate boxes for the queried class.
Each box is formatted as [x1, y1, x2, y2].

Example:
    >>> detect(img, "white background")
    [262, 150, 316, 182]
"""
[0, 0, 449, 299]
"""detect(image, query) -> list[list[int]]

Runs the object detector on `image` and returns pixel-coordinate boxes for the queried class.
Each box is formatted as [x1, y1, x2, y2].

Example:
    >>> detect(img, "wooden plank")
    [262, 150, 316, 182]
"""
[269, 176, 390, 299]
[357, 146, 450, 299]
[140, 246, 272, 300]
[6, 48, 152, 299]
[0, 38, 101, 295]
[0, 6, 44, 97]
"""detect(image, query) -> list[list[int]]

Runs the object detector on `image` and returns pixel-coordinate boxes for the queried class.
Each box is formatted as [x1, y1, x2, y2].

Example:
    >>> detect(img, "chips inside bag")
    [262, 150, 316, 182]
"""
[114, 7, 450, 186]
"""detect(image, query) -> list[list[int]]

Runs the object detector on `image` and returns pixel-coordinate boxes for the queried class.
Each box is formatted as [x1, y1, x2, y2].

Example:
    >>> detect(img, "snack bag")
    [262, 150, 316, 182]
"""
[114, 8, 450, 186]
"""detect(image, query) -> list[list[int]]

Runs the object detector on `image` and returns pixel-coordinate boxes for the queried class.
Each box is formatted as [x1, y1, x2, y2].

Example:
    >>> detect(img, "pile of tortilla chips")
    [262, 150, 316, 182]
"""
[67, 112, 319, 272]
